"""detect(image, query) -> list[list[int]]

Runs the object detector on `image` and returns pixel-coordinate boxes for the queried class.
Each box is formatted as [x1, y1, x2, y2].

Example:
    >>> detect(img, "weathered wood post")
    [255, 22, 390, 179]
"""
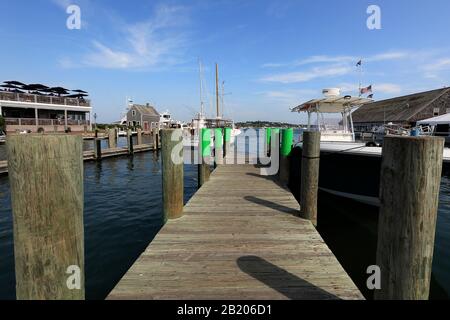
[198, 128, 211, 188]
[161, 129, 184, 221]
[152, 127, 160, 150]
[7, 135, 85, 300]
[214, 128, 223, 168]
[300, 131, 320, 226]
[279, 128, 293, 185]
[265, 127, 272, 157]
[223, 127, 232, 161]
[94, 138, 102, 160]
[127, 129, 134, 155]
[94, 129, 98, 138]
[137, 128, 143, 146]
[108, 128, 117, 149]
[375, 136, 444, 300]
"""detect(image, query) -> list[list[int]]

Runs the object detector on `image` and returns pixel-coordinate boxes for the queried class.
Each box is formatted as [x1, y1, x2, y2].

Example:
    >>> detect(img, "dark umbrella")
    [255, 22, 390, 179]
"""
[10, 89, 25, 93]
[72, 89, 88, 94]
[66, 93, 89, 98]
[1, 84, 20, 90]
[28, 84, 49, 90]
[3, 81, 26, 86]
[50, 87, 69, 96]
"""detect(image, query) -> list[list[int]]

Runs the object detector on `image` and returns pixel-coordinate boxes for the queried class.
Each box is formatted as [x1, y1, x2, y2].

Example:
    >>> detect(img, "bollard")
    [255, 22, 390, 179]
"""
[127, 129, 134, 155]
[198, 128, 211, 188]
[108, 128, 117, 149]
[137, 128, 143, 146]
[161, 129, 184, 221]
[223, 127, 232, 162]
[375, 136, 444, 300]
[94, 138, 102, 160]
[7, 135, 85, 300]
[214, 128, 223, 167]
[300, 131, 320, 226]
[279, 128, 293, 185]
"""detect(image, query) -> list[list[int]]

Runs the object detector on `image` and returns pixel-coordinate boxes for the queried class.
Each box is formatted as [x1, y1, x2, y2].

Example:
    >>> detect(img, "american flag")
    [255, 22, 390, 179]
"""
[360, 85, 372, 95]
[356, 60, 362, 67]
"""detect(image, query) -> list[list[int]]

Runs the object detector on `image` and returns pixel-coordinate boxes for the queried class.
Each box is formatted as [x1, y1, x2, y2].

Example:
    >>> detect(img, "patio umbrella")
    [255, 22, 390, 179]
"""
[3, 81, 26, 86]
[66, 93, 88, 98]
[28, 84, 49, 91]
[10, 89, 25, 93]
[50, 87, 69, 96]
[1, 84, 20, 90]
[72, 89, 88, 94]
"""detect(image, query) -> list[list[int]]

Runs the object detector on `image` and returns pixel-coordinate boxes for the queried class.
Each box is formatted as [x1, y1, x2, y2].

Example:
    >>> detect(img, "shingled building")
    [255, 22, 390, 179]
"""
[352, 88, 450, 132]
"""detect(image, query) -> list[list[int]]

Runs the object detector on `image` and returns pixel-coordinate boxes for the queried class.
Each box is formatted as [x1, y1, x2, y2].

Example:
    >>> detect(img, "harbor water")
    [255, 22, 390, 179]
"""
[0, 131, 449, 299]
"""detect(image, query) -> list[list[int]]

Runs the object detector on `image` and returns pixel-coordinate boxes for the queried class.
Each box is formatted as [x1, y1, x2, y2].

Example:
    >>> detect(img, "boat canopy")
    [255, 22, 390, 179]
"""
[291, 96, 373, 113]
[417, 113, 450, 126]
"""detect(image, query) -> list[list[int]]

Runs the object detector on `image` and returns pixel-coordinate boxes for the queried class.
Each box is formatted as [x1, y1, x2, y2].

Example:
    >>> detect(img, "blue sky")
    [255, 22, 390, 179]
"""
[1, 0, 450, 123]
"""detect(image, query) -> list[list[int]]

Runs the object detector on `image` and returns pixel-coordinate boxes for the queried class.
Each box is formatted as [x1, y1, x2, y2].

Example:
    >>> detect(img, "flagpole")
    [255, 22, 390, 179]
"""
[358, 58, 363, 97]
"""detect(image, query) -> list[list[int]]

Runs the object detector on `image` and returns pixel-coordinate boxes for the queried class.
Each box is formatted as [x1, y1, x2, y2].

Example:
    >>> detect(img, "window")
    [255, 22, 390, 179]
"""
[132, 110, 136, 116]
[433, 108, 440, 116]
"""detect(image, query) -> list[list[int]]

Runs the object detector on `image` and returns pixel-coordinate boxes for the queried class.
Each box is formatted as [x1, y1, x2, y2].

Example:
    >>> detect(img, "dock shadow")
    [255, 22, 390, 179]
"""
[244, 196, 299, 215]
[237, 256, 339, 300]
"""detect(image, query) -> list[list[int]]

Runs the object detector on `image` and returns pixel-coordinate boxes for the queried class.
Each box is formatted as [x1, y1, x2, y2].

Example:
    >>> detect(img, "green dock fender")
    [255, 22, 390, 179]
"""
[224, 127, 232, 142]
[266, 128, 272, 145]
[281, 128, 294, 156]
[201, 128, 211, 158]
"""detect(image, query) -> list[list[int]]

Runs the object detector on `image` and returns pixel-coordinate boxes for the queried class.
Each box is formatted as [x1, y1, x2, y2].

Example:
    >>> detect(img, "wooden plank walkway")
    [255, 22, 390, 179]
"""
[108, 164, 363, 300]
[0, 144, 154, 174]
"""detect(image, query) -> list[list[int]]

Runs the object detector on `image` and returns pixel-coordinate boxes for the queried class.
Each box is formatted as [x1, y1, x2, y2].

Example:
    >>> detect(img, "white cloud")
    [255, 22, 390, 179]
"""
[422, 58, 450, 78]
[373, 83, 402, 94]
[366, 51, 408, 62]
[67, 5, 189, 69]
[294, 55, 355, 66]
[260, 65, 352, 83]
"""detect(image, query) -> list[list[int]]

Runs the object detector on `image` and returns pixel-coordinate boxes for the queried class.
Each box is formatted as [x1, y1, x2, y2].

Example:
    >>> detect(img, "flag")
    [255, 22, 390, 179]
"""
[360, 85, 372, 95]
[356, 60, 362, 67]
[367, 94, 374, 99]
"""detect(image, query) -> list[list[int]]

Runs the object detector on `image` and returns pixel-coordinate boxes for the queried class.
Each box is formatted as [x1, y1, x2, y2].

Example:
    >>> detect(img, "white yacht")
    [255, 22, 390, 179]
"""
[292, 88, 450, 206]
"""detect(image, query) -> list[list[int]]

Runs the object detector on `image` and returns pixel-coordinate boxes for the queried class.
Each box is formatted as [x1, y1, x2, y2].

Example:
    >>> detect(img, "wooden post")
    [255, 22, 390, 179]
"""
[375, 136, 444, 300]
[300, 131, 320, 226]
[127, 129, 134, 154]
[7, 135, 84, 300]
[94, 138, 102, 160]
[137, 128, 143, 146]
[152, 127, 160, 150]
[108, 128, 117, 149]
[279, 128, 293, 185]
[214, 128, 223, 167]
[161, 129, 184, 221]
[265, 127, 272, 157]
[198, 128, 211, 188]
[94, 129, 98, 138]
[223, 127, 231, 160]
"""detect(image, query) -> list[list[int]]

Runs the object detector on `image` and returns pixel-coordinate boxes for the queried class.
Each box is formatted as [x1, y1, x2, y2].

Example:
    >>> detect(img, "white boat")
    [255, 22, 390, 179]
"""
[0, 130, 6, 144]
[291, 88, 450, 206]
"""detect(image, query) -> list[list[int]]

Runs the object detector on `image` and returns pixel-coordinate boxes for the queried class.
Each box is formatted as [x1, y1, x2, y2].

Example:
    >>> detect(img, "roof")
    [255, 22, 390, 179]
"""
[130, 104, 159, 116]
[292, 96, 373, 113]
[352, 88, 450, 123]
[417, 113, 450, 125]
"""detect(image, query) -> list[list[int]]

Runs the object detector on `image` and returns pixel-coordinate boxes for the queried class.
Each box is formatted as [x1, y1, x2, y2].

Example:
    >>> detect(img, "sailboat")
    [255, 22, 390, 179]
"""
[184, 62, 241, 146]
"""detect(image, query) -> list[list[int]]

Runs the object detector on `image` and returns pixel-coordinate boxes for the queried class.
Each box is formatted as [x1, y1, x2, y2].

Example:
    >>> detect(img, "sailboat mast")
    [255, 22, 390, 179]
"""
[215, 63, 219, 119]
[198, 59, 204, 116]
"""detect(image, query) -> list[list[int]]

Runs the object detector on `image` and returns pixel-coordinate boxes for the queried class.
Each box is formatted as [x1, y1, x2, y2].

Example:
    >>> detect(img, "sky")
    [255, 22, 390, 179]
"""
[1, 0, 450, 123]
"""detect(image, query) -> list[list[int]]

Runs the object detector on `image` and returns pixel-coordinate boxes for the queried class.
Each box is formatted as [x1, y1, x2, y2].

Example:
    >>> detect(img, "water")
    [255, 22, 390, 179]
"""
[0, 130, 449, 299]
[0, 148, 198, 300]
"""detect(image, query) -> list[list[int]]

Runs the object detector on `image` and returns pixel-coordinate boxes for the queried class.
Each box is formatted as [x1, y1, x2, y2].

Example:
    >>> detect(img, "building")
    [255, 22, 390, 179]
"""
[352, 88, 450, 132]
[126, 103, 160, 131]
[0, 91, 92, 133]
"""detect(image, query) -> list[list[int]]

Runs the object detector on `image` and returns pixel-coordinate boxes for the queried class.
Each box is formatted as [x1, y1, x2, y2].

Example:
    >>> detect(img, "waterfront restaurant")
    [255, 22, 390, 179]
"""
[0, 81, 93, 133]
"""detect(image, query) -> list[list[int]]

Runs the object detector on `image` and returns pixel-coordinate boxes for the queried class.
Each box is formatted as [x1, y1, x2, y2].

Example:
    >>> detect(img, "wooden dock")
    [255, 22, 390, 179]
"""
[0, 144, 155, 174]
[108, 164, 363, 300]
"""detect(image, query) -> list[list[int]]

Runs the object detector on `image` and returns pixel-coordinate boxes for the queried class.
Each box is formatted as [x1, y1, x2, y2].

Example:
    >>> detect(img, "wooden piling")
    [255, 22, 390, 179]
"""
[214, 128, 223, 167]
[127, 129, 134, 155]
[94, 138, 102, 160]
[137, 128, 143, 146]
[7, 135, 85, 300]
[198, 128, 211, 188]
[375, 136, 444, 300]
[161, 129, 184, 221]
[265, 127, 272, 156]
[223, 127, 231, 160]
[108, 128, 117, 149]
[300, 131, 320, 226]
[279, 128, 293, 185]
[153, 127, 160, 150]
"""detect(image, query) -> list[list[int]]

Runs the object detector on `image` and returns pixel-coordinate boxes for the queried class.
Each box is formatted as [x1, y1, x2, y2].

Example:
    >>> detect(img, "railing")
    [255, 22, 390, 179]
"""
[0, 91, 90, 107]
[5, 118, 90, 126]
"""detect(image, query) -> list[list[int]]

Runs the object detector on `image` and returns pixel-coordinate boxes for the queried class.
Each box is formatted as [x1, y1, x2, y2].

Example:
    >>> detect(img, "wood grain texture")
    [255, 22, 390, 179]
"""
[127, 129, 134, 154]
[137, 128, 143, 146]
[7, 134, 85, 300]
[300, 131, 321, 226]
[375, 136, 444, 300]
[108, 128, 117, 149]
[161, 129, 184, 221]
[94, 138, 102, 160]
[108, 164, 363, 300]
